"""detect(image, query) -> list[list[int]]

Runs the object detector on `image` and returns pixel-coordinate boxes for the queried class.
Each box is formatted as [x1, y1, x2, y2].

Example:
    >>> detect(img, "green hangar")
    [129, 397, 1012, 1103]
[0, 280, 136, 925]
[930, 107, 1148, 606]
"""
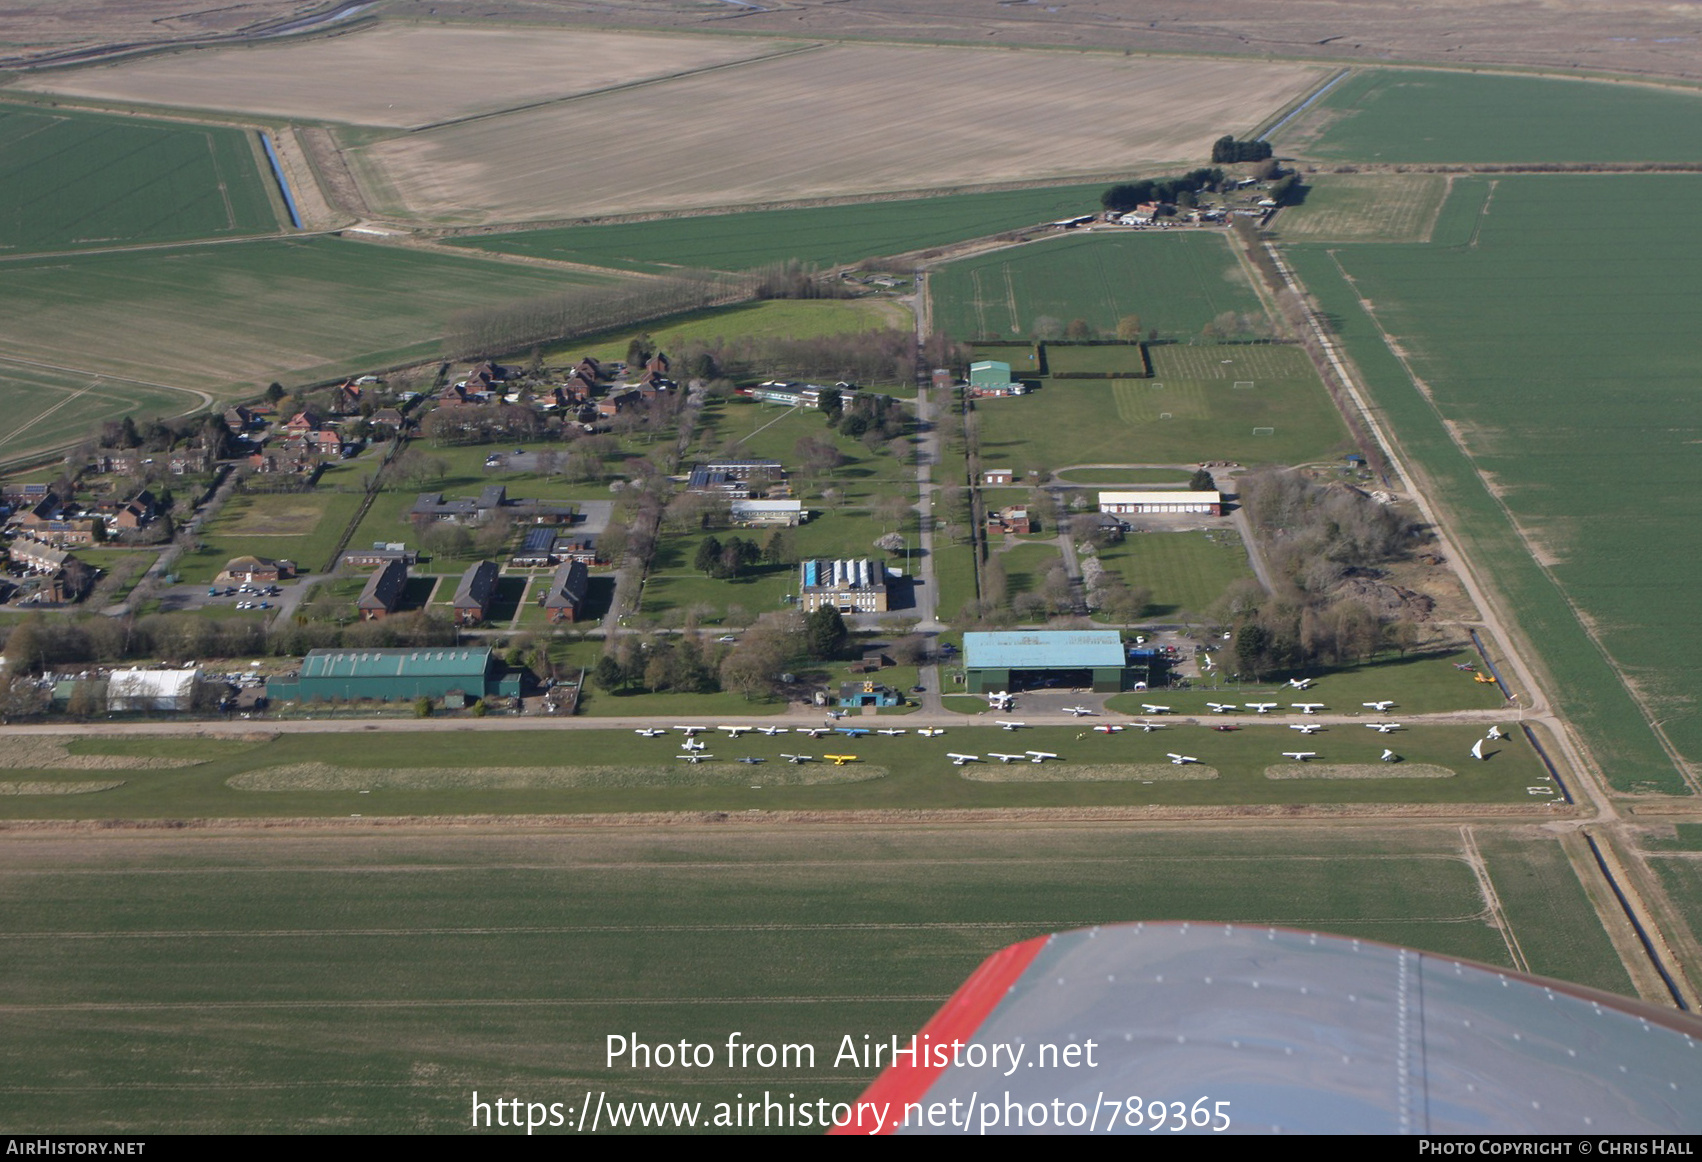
[266, 647, 521, 704]
[962, 630, 1131, 694]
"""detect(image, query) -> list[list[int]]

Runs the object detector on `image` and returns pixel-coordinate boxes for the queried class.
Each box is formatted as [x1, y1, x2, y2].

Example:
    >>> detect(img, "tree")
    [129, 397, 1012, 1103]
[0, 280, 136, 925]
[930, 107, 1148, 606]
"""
[593, 654, 623, 692]
[1190, 468, 1217, 492]
[875, 532, 906, 560]
[1116, 315, 1144, 341]
[1065, 318, 1094, 340]
[265, 382, 286, 404]
[0, 675, 48, 723]
[414, 696, 433, 718]
[804, 606, 849, 661]
[1211, 135, 1272, 164]
[626, 333, 655, 368]
[694, 536, 724, 577]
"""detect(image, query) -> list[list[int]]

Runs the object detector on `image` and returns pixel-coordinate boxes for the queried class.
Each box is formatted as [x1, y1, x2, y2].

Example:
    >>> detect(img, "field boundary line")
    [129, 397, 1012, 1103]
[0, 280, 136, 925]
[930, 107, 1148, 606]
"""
[1459, 823, 1528, 973]
[0, 377, 103, 451]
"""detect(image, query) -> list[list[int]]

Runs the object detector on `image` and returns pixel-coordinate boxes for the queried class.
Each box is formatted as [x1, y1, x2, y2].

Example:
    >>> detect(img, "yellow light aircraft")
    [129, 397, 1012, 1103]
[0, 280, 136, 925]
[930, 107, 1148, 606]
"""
[824, 754, 858, 766]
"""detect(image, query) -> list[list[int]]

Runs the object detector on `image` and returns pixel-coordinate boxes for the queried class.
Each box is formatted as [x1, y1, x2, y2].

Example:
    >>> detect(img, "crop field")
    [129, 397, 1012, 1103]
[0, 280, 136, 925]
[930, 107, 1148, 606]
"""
[457, 184, 1108, 272]
[17, 25, 798, 129]
[1273, 174, 1448, 243]
[0, 237, 623, 398]
[0, 105, 277, 254]
[1088, 529, 1253, 619]
[933, 232, 1264, 341]
[1272, 68, 1702, 164]
[0, 361, 201, 468]
[973, 364, 1348, 470]
[1283, 174, 1702, 793]
[543, 300, 909, 366]
[0, 822, 1596, 1131]
[354, 47, 1323, 224]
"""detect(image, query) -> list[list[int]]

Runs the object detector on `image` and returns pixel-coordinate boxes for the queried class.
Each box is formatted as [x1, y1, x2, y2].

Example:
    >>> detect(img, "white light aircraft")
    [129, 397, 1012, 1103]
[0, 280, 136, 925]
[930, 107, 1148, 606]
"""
[1366, 723, 1403, 734]
[1289, 678, 1313, 690]
[947, 753, 982, 766]
[719, 726, 752, 738]
[1136, 721, 1166, 733]
[1025, 751, 1059, 763]
[996, 721, 1027, 731]
[1064, 706, 1095, 717]
[677, 754, 715, 764]
[918, 728, 946, 738]
[680, 738, 705, 752]
[634, 728, 666, 737]
[1486, 726, 1505, 741]
[1363, 701, 1395, 712]
[1289, 723, 1322, 735]
[1140, 704, 1171, 715]
[800, 728, 831, 738]
[737, 757, 765, 765]
[1293, 703, 1325, 715]
[1282, 752, 1317, 762]
[1471, 738, 1487, 761]
[674, 726, 705, 736]
[1206, 702, 1237, 714]
[780, 754, 815, 764]
[758, 726, 789, 736]
[989, 753, 1026, 763]
[1247, 703, 1278, 715]
[1093, 724, 1125, 734]
[1381, 749, 1399, 763]
[1166, 753, 1199, 765]
[877, 728, 907, 736]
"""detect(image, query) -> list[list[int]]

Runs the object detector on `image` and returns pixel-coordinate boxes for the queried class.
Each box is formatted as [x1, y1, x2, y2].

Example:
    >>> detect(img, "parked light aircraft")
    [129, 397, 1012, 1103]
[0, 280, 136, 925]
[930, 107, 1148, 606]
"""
[780, 754, 814, 763]
[1282, 752, 1317, 762]
[824, 754, 858, 766]
[836, 728, 870, 738]
[1381, 749, 1399, 763]
[719, 725, 751, 738]
[1363, 701, 1395, 712]
[634, 728, 666, 737]
[1166, 753, 1199, 765]
[1475, 673, 1498, 684]
[1289, 678, 1313, 690]
[1064, 706, 1095, 717]
[947, 754, 982, 766]
[800, 728, 831, 738]
[989, 753, 1026, 763]
[1471, 738, 1487, 761]
[737, 757, 765, 765]
[758, 726, 789, 736]
[1093, 724, 1125, 734]
[677, 754, 714, 764]
[675, 726, 705, 736]
[997, 721, 1027, 731]
[877, 728, 907, 736]
[1247, 703, 1278, 714]
[1367, 723, 1402, 734]
[680, 738, 705, 752]
[1293, 703, 1325, 714]
[1206, 702, 1236, 714]
[1140, 704, 1171, 714]
[1137, 721, 1166, 733]
[1025, 751, 1059, 763]
[918, 728, 946, 738]
[1486, 726, 1504, 741]
[1289, 724, 1323, 735]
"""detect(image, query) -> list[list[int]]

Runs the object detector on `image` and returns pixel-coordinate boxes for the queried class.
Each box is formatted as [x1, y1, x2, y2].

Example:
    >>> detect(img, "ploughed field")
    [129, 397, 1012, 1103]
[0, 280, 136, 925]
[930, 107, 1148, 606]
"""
[0, 824, 1630, 1131]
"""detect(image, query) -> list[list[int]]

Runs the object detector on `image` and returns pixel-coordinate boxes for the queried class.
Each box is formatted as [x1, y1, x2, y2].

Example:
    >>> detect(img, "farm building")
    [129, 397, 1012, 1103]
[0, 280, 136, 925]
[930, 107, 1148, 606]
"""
[106, 668, 200, 712]
[265, 647, 520, 704]
[968, 361, 1023, 395]
[540, 559, 590, 623]
[1099, 490, 1222, 516]
[730, 499, 804, 527]
[962, 630, 1130, 694]
[452, 560, 500, 626]
[357, 559, 408, 620]
[799, 558, 888, 614]
[983, 468, 1014, 486]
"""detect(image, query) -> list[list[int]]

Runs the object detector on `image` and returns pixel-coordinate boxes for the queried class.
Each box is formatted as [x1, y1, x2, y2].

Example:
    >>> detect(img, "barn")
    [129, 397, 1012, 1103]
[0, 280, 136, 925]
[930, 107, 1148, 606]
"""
[265, 647, 521, 704]
[1099, 490, 1222, 516]
[962, 630, 1130, 694]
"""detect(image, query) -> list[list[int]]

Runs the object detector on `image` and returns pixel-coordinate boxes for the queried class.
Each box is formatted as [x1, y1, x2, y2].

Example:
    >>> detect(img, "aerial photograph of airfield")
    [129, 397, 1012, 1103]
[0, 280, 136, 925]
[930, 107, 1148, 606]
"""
[2, 0, 1702, 1133]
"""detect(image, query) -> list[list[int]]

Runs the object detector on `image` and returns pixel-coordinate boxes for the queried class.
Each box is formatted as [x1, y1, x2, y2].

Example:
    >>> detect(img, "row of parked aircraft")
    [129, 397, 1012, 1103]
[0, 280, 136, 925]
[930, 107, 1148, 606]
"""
[946, 751, 1059, 766]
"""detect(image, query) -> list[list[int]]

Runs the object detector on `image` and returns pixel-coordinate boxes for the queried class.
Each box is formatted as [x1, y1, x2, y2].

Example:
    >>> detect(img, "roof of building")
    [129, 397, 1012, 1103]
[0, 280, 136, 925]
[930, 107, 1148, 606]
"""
[298, 647, 492, 680]
[520, 527, 557, 553]
[107, 668, 198, 701]
[357, 558, 408, 610]
[730, 499, 803, 513]
[453, 560, 500, 608]
[542, 559, 589, 609]
[1100, 490, 1222, 506]
[970, 360, 1012, 373]
[963, 630, 1126, 670]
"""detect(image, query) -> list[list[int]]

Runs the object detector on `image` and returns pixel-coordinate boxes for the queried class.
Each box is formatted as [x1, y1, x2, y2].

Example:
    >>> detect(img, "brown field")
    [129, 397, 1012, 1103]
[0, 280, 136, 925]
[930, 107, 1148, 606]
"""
[354, 45, 1325, 224]
[16, 24, 800, 128]
[223, 498, 323, 536]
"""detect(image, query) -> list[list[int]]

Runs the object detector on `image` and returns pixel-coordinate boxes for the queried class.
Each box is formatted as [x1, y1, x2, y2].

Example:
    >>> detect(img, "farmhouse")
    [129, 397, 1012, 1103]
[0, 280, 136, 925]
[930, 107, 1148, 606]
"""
[800, 557, 888, 614]
[265, 647, 521, 704]
[540, 558, 590, 623]
[1099, 490, 1222, 516]
[729, 499, 804, 527]
[963, 630, 1132, 694]
[451, 560, 500, 626]
[357, 559, 408, 620]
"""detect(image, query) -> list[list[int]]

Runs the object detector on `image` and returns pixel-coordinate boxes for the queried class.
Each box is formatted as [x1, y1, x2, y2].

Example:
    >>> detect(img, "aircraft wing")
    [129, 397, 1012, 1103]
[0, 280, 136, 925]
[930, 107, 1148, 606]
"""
[836, 923, 1702, 1135]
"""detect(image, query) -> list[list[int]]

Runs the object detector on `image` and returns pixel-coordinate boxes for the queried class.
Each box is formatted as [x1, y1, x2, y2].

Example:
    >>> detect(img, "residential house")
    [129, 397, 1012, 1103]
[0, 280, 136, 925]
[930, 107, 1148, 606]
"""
[451, 560, 500, 626]
[357, 559, 408, 620]
[540, 559, 589, 623]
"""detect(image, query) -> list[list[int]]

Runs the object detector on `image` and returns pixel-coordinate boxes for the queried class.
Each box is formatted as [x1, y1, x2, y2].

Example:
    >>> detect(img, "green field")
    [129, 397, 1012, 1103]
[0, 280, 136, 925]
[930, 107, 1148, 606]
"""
[1041, 343, 1149, 376]
[178, 469, 370, 582]
[933, 231, 1264, 341]
[0, 361, 200, 468]
[1274, 68, 1702, 163]
[0, 105, 278, 254]
[0, 821, 1600, 1131]
[451, 184, 1107, 271]
[1054, 468, 1193, 485]
[0, 237, 624, 401]
[973, 344, 1348, 469]
[1274, 174, 1448, 243]
[542, 299, 910, 368]
[1285, 174, 1700, 793]
[1089, 529, 1253, 619]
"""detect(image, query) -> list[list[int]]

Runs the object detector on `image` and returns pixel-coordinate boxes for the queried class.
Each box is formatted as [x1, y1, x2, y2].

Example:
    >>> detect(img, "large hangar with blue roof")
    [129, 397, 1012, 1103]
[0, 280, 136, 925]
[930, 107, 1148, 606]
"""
[962, 630, 1131, 693]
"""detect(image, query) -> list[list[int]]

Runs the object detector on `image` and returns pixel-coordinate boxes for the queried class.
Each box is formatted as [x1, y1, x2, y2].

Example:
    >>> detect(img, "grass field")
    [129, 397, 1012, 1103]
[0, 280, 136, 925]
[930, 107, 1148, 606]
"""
[456, 185, 1109, 272]
[973, 345, 1348, 469]
[0, 361, 201, 467]
[0, 822, 1606, 1131]
[1273, 174, 1448, 243]
[1285, 174, 1702, 793]
[354, 47, 1321, 224]
[1273, 68, 1702, 164]
[541, 300, 910, 366]
[178, 472, 368, 582]
[933, 231, 1264, 340]
[1055, 468, 1193, 485]
[1043, 343, 1150, 375]
[996, 542, 1062, 603]
[0, 237, 624, 402]
[0, 105, 277, 254]
[1089, 529, 1253, 619]
[17, 25, 797, 130]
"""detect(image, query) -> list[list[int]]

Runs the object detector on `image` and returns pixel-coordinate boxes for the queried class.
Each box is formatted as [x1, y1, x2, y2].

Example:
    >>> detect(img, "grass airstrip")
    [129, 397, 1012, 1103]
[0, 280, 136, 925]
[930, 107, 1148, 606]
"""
[0, 823, 1631, 1130]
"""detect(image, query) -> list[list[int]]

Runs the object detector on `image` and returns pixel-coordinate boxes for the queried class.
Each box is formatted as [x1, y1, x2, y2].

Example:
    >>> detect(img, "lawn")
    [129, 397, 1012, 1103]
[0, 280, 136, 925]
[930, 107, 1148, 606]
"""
[972, 344, 1348, 470]
[0, 822, 1586, 1132]
[180, 474, 368, 582]
[931, 231, 1264, 341]
[450, 183, 1109, 271]
[0, 236, 625, 399]
[1284, 174, 1702, 793]
[0, 104, 279, 253]
[1055, 468, 1193, 485]
[1087, 528, 1253, 619]
[1272, 68, 1702, 164]
[931, 538, 980, 624]
[995, 542, 1061, 603]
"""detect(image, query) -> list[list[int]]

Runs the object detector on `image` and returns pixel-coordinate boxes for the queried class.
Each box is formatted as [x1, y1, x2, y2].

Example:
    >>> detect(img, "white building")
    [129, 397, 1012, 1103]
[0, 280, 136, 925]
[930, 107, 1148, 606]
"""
[799, 558, 889, 613]
[729, 499, 804, 527]
[106, 668, 200, 712]
[1099, 491, 1222, 516]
